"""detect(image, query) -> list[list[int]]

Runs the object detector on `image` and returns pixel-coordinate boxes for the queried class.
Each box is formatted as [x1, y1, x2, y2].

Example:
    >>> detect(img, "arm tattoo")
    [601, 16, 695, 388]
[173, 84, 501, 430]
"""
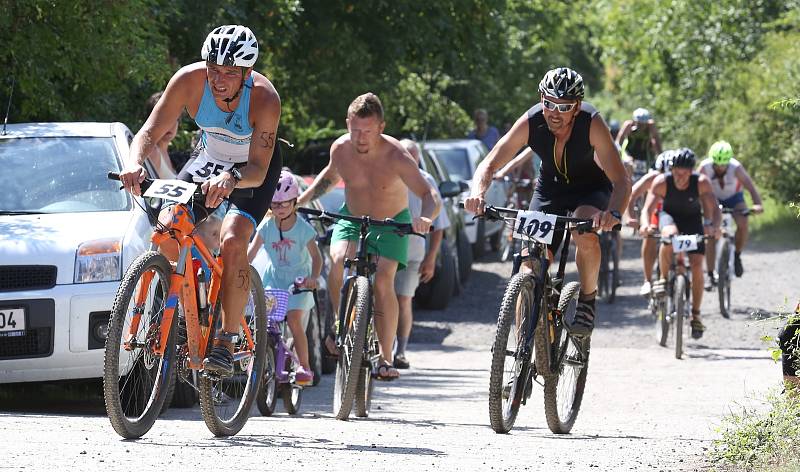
[236, 269, 249, 290]
[311, 178, 332, 199]
[259, 131, 275, 150]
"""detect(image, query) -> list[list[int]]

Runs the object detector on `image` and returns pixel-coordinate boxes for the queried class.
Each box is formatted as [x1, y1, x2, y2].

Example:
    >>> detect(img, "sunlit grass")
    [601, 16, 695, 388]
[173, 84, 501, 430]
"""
[747, 195, 799, 248]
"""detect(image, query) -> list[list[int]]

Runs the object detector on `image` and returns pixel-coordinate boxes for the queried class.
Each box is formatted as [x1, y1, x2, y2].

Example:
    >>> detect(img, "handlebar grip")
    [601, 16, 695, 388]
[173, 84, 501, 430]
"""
[108, 172, 120, 181]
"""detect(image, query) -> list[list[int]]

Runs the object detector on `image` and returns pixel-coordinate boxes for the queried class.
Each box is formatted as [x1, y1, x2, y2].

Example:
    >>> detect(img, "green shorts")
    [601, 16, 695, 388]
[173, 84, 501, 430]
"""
[331, 205, 411, 270]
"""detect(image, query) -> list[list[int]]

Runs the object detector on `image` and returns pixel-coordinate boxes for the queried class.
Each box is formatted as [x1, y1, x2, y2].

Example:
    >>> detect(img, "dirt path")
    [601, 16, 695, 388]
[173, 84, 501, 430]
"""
[2, 234, 793, 470]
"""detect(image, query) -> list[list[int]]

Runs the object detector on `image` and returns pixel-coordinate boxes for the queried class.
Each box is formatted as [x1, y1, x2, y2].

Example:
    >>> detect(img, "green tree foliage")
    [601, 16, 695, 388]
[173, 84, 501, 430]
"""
[595, 0, 800, 200]
[0, 0, 172, 125]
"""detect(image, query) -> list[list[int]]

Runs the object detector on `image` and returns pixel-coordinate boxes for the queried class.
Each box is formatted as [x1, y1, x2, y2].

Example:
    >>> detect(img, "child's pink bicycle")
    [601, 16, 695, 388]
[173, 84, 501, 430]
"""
[255, 281, 319, 415]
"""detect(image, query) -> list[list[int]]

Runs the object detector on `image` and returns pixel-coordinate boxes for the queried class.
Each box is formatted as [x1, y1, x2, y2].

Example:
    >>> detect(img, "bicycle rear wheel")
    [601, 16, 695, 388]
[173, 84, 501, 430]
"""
[333, 276, 371, 420]
[488, 273, 536, 433]
[103, 251, 176, 439]
[543, 281, 589, 434]
[609, 236, 619, 303]
[674, 275, 687, 359]
[355, 320, 377, 417]
[199, 265, 267, 436]
[718, 241, 731, 319]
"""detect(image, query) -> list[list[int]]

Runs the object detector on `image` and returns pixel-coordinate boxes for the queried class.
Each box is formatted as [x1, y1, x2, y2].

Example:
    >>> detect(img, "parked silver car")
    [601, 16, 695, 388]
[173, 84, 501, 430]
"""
[423, 139, 508, 258]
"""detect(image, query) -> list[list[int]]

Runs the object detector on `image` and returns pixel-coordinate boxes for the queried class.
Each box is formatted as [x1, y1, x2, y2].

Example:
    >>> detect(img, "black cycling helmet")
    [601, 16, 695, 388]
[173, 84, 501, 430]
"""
[538, 67, 585, 101]
[671, 147, 696, 169]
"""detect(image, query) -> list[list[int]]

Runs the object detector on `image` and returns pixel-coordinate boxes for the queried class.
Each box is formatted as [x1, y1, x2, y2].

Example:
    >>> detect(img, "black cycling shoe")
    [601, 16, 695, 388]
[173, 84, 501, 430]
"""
[393, 353, 410, 369]
[202, 344, 234, 378]
[690, 318, 705, 339]
[734, 252, 744, 277]
[567, 298, 596, 337]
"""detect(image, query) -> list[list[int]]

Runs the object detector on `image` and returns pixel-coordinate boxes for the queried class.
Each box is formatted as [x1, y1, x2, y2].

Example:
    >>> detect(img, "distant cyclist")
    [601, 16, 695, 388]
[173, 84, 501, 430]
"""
[616, 108, 662, 177]
[639, 148, 720, 339]
[698, 140, 764, 287]
[119, 25, 283, 377]
[624, 150, 674, 296]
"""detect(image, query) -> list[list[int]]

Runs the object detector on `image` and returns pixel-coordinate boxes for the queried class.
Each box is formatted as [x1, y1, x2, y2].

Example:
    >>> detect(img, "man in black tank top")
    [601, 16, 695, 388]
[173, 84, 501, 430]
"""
[639, 148, 721, 339]
[464, 67, 631, 338]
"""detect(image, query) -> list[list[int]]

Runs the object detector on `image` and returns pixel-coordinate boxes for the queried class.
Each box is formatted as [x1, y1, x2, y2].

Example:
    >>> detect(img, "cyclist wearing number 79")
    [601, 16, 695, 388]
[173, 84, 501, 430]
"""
[464, 67, 631, 337]
[639, 148, 721, 339]
[118, 25, 283, 377]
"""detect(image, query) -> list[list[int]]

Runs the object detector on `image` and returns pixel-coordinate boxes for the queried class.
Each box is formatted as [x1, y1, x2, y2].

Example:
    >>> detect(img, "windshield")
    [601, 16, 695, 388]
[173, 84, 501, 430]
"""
[430, 148, 472, 181]
[0, 136, 128, 213]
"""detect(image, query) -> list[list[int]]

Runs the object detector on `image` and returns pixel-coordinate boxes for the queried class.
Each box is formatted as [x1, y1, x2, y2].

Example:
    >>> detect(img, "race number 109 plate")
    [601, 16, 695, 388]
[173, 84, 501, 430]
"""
[143, 179, 198, 204]
[513, 211, 558, 244]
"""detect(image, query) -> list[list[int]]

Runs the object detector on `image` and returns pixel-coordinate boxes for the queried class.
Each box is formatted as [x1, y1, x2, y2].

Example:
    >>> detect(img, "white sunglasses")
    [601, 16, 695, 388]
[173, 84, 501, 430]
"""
[542, 98, 577, 113]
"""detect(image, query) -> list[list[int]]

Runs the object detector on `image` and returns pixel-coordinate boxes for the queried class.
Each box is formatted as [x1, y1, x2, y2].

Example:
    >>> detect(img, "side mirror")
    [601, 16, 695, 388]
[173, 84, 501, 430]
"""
[438, 180, 462, 198]
[458, 180, 470, 193]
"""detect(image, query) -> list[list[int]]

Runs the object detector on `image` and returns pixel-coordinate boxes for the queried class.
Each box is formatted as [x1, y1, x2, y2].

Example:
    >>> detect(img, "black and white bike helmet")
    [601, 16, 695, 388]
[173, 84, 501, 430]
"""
[653, 150, 674, 173]
[538, 67, 585, 101]
[202, 25, 259, 68]
[671, 147, 696, 169]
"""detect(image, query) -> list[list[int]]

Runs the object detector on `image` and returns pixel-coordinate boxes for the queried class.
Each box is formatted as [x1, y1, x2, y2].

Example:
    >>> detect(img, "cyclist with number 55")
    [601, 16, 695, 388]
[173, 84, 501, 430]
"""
[465, 67, 631, 337]
[639, 148, 721, 339]
[118, 25, 283, 377]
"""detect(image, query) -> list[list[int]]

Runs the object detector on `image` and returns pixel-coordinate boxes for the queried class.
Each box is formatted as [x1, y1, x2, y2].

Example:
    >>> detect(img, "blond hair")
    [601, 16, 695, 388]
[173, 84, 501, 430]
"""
[347, 92, 384, 121]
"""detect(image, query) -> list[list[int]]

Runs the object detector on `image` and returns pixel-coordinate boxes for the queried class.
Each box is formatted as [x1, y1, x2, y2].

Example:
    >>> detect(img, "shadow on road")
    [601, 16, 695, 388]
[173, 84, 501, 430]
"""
[0, 379, 105, 415]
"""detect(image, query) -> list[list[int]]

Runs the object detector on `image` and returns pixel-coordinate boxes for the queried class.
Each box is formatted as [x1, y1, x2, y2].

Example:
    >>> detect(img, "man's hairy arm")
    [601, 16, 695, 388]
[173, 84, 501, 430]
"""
[591, 116, 631, 214]
[129, 67, 194, 168]
[467, 113, 529, 211]
[240, 86, 281, 187]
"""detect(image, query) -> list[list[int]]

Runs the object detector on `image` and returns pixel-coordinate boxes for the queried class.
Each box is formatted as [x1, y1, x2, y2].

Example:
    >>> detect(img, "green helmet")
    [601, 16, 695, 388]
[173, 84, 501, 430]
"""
[709, 140, 733, 166]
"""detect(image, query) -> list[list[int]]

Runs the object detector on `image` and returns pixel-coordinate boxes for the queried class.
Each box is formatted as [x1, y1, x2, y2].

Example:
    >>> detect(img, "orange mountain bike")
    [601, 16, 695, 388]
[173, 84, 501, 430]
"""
[102, 172, 267, 438]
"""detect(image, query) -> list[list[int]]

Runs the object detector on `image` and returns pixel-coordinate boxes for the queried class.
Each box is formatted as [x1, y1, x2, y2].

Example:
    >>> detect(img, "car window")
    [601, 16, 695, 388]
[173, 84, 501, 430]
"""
[420, 151, 443, 183]
[0, 136, 129, 213]
[430, 148, 472, 181]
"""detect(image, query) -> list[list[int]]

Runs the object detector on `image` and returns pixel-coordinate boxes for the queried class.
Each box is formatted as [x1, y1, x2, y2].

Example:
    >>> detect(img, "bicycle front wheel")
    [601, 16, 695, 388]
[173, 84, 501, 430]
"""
[543, 281, 589, 434]
[674, 275, 687, 359]
[718, 241, 731, 319]
[488, 273, 536, 433]
[199, 265, 267, 436]
[333, 276, 371, 420]
[103, 251, 176, 439]
[355, 319, 377, 418]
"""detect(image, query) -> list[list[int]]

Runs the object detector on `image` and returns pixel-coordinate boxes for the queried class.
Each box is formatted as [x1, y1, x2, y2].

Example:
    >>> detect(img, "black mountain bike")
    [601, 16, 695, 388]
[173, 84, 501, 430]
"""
[478, 204, 618, 434]
[297, 207, 420, 420]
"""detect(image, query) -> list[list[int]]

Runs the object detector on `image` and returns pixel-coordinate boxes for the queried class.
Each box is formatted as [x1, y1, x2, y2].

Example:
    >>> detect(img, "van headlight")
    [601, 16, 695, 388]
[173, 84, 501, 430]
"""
[74, 239, 122, 283]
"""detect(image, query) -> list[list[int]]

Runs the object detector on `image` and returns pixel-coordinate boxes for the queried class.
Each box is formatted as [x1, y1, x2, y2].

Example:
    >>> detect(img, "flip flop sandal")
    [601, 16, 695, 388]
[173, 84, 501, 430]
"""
[324, 334, 339, 359]
[372, 363, 399, 381]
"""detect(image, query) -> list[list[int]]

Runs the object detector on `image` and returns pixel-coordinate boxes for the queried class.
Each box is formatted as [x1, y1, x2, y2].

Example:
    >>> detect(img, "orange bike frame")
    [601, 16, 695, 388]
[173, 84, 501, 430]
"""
[127, 203, 256, 370]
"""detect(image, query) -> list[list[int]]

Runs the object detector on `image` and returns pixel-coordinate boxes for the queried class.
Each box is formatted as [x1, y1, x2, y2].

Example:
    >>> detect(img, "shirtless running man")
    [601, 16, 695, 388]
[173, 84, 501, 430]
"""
[298, 92, 440, 380]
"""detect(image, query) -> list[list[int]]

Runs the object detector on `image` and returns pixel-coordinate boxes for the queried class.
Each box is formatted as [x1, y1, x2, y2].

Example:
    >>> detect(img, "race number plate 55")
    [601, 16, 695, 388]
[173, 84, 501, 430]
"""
[0, 307, 26, 333]
[514, 210, 558, 244]
[672, 235, 699, 253]
[143, 179, 198, 204]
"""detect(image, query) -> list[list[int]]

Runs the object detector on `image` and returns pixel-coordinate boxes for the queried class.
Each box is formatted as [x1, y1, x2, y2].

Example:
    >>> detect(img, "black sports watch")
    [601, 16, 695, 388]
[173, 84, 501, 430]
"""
[609, 210, 622, 221]
[226, 167, 243, 185]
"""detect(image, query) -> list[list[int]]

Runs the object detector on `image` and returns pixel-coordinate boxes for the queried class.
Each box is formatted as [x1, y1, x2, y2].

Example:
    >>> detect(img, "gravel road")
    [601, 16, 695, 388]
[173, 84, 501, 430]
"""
[2, 233, 794, 471]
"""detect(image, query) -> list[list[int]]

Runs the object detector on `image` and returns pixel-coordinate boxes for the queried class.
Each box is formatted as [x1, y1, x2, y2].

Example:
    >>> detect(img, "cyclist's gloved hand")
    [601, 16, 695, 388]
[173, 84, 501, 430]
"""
[119, 164, 147, 196]
[413, 216, 433, 235]
[202, 172, 236, 208]
[463, 195, 485, 215]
